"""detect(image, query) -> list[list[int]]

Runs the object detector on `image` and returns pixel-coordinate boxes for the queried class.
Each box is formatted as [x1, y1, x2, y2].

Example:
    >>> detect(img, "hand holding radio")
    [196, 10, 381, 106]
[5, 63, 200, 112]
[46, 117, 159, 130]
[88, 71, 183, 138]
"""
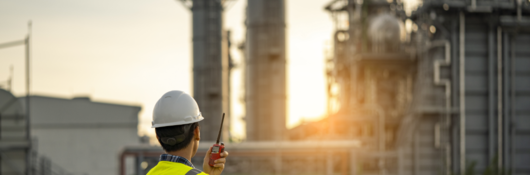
[203, 143, 228, 172]
[203, 113, 229, 175]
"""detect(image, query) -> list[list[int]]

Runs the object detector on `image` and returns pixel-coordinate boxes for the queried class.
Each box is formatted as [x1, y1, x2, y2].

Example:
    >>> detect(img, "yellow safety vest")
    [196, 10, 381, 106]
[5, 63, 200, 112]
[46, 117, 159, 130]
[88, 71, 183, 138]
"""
[147, 161, 208, 175]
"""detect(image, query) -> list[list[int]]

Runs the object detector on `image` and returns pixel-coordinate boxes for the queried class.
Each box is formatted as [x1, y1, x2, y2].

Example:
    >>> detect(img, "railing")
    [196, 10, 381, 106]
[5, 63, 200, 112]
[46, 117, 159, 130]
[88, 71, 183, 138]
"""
[29, 152, 73, 175]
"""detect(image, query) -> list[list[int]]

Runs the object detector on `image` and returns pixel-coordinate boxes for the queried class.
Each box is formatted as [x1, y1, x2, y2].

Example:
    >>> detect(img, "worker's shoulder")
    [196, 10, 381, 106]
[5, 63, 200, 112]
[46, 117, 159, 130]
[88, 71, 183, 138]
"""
[147, 161, 206, 175]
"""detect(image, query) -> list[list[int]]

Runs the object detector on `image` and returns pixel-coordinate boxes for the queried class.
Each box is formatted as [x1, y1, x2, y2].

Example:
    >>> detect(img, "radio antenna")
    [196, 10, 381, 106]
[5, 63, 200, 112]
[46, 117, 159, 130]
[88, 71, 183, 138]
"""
[216, 113, 225, 144]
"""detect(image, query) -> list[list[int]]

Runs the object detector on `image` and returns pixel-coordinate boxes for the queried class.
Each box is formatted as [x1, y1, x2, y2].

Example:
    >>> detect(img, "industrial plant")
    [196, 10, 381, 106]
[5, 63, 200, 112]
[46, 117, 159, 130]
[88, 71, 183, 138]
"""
[1, 0, 529, 174]
[121, 0, 530, 174]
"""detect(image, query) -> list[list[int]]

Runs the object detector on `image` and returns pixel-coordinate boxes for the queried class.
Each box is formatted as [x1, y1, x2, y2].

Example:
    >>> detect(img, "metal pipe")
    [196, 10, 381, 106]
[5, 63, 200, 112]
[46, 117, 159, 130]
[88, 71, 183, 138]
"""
[517, 0, 522, 22]
[435, 123, 440, 148]
[446, 143, 451, 175]
[25, 36, 30, 138]
[432, 40, 452, 110]
[510, 34, 514, 171]
[326, 152, 333, 175]
[137, 151, 144, 175]
[0, 40, 25, 49]
[497, 27, 503, 170]
[451, 20, 459, 174]
[119, 153, 125, 175]
[459, 12, 466, 175]
[414, 132, 419, 175]
[398, 148, 403, 175]
[341, 154, 348, 175]
[364, 70, 385, 153]
[368, 74, 385, 153]
[489, 25, 495, 162]
[25, 21, 31, 175]
[362, 72, 386, 174]
[275, 151, 282, 175]
[354, 0, 362, 22]
[432, 40, 452, 121]
[350, 63, 358, 116]
[430, 39, 452, 175]
[350, 151, 357, 175]
[503, 31, 511, 171]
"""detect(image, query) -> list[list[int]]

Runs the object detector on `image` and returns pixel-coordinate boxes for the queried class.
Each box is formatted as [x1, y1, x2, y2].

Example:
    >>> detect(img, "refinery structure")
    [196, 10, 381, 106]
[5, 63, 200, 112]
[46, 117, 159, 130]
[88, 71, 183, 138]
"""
[2, 0, 530, 174]
[121, 0, 530, 174]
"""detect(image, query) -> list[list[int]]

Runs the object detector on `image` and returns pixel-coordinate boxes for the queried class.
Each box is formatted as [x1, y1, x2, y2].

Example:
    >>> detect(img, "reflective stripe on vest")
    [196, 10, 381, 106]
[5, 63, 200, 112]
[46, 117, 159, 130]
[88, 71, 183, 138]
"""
[185, 168, 202, 175]
[147, 161, 207, 175]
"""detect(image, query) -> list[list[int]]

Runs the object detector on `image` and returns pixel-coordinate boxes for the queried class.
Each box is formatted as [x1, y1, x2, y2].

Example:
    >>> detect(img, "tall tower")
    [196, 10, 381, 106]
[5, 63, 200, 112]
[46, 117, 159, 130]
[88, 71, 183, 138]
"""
[180, 0, 229, 141]
[245, 0, 287, 141]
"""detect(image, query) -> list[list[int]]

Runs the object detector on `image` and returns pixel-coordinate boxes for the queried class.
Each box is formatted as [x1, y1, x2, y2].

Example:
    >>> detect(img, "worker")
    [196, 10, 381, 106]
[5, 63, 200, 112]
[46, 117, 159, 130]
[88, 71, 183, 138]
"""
[147, 90, 229, 175]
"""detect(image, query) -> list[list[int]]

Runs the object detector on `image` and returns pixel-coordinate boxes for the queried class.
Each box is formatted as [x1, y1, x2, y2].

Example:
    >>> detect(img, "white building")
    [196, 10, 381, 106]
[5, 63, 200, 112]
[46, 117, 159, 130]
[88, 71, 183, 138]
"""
[20, 96, 141, 175]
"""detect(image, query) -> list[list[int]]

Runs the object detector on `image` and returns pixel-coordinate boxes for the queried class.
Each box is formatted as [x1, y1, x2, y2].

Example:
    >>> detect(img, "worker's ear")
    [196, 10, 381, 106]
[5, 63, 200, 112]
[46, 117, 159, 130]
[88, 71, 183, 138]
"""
[194, 126, 200, 141]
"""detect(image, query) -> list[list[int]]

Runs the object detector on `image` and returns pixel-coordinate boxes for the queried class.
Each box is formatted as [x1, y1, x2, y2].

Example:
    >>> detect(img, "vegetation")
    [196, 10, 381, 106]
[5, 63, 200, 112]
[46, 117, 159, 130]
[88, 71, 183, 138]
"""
[461, 156, 511, 175]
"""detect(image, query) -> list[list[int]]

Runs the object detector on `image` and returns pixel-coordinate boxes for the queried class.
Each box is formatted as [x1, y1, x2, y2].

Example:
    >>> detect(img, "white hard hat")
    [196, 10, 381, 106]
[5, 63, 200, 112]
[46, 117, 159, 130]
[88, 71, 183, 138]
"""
[152, 90, 204, 128]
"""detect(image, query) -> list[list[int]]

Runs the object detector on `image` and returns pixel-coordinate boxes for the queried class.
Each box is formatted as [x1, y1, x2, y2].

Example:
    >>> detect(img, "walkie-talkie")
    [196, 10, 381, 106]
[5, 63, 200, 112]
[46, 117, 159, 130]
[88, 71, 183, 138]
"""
[208, 113, 225, 167]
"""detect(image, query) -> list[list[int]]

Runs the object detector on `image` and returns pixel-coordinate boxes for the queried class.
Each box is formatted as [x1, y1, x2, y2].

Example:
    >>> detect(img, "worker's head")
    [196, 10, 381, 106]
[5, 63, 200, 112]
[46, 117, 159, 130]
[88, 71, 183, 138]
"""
[155, 122, 200, 154]
[151, 90, 204, 154]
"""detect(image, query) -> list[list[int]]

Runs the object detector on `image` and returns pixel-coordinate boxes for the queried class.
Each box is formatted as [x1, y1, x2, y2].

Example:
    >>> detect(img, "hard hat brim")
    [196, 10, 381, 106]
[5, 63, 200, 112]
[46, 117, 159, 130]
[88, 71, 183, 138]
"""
[151, 113, 204, 128]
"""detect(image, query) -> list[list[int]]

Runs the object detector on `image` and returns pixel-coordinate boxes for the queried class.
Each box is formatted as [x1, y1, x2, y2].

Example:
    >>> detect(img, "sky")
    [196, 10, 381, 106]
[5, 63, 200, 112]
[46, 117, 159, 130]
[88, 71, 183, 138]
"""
[0, 0, 336, 140]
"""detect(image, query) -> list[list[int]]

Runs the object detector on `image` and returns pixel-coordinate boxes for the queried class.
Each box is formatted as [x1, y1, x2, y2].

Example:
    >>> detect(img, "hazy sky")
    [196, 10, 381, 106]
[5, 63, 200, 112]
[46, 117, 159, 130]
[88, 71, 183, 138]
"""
[0, 0, 335, 140]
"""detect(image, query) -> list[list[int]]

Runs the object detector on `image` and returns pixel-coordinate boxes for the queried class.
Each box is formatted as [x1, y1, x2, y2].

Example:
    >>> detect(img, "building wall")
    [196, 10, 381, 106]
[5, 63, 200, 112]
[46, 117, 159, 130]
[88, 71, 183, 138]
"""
[0, 89, 29, 175]
[21, 96, 141, 175]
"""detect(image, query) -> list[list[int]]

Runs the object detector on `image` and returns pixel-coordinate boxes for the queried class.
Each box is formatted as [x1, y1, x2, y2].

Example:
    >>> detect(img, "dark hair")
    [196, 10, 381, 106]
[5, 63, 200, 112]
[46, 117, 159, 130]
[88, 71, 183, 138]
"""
[155, 122, 199, 152]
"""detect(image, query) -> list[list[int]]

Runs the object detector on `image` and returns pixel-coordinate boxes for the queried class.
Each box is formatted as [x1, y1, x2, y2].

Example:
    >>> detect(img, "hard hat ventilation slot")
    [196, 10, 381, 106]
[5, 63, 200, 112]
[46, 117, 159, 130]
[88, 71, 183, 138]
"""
[160, 134, 187, 146]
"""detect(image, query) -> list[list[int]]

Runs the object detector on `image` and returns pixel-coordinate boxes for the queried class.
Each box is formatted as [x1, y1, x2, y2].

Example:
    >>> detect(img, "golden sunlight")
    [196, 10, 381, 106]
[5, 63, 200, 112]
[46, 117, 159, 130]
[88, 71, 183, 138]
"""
[286, 0, 333, 129]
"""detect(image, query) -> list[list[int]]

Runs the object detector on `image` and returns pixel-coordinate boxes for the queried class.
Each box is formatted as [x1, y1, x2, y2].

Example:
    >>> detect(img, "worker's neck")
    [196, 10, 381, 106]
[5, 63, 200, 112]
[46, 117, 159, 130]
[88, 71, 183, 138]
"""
[167, 144, 194, 161]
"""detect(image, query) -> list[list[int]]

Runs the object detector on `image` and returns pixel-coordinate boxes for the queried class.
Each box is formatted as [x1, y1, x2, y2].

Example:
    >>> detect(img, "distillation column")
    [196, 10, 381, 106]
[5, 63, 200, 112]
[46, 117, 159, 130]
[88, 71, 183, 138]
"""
[245, 0, 287, 141]
[190, 0, 229, 141]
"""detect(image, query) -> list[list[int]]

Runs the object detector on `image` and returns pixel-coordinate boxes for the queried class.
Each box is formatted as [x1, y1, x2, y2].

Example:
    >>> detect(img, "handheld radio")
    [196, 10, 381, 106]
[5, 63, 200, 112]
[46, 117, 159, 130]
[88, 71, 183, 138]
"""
[208, 113, 225, 167]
